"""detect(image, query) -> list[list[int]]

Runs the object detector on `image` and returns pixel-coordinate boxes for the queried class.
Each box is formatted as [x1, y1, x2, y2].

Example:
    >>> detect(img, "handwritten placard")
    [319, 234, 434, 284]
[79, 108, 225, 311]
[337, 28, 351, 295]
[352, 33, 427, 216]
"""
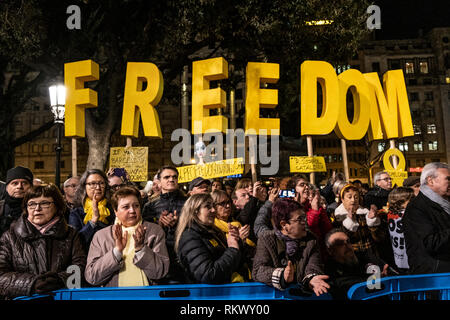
[109, 147, 148, 182]
[177, 158, 244, 183]
[386, 170, 408, 187]
[289, 156, 327, 173]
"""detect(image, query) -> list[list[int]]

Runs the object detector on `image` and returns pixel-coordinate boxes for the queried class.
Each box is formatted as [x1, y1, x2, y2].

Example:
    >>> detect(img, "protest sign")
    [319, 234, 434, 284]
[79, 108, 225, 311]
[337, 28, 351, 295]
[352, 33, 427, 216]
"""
[109, 147, 148, 181]
[177, 158, 244, 183]
[289, 156, 327, 173]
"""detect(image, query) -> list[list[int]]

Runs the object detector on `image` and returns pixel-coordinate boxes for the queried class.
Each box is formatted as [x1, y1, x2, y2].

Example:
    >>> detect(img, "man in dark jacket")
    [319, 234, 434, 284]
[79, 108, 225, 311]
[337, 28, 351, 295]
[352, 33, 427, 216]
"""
[0, 166, 33, 236]
[324, 229, 389, 299]
[142, 165, 186, 283]
[363, 171, 392, 210]
[403, 162, 450, 274]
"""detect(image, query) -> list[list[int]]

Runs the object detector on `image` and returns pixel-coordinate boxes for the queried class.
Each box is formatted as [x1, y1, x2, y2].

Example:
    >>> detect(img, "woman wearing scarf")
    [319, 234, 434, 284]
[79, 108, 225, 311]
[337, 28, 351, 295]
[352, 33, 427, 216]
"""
[0, 184, 86, 299]
[252, 198, 330, 296]
[68, 169, 116, 248]
[211, 190, 255, 271]
[175, 193, 250, 284]
[85, 186, 169, 287]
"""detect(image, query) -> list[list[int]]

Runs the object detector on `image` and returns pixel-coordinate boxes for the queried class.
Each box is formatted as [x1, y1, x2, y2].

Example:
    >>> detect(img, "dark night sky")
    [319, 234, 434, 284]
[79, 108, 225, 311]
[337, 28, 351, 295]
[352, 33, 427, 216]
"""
[373, 0, 450, 39]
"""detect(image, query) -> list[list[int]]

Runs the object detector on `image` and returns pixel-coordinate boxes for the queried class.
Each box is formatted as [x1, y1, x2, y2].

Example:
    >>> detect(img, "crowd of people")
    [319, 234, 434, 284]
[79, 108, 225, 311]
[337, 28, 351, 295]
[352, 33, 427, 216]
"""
[0, 161, 449, 300]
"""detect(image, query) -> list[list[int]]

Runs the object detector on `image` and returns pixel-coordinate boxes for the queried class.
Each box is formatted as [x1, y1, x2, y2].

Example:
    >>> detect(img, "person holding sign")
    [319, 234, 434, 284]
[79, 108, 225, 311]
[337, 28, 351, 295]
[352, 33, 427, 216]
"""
[252, 198, 330, 296]
[85, 186, 169, 287]
[175, 194, 250, 284]
[68, 169, 116, 249]
[386, 187, 414, 273]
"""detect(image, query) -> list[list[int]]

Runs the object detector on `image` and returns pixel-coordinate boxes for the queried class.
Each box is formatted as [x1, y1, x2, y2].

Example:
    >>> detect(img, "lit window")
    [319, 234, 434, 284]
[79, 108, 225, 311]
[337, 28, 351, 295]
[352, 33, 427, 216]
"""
[399, 142, 409, 152]
[378, 142, 385, 152]
[428, 141, 438, 151]
[427, 124, 437, 134]
[405, 62, 414, 74]
[414, 142, 423, 152]
[413, 125, 422, 135]
[419, 61, 429, 74]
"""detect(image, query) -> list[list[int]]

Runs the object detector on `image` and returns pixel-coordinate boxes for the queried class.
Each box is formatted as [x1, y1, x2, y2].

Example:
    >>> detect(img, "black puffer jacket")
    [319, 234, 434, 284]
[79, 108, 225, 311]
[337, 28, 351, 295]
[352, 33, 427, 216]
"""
[177, 221, 247, 284]
[0, 215, 87, 299]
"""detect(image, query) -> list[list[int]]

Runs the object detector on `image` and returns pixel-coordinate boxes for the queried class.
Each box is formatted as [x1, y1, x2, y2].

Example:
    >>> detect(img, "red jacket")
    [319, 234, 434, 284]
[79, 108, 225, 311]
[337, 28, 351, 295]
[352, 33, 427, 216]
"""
[303, 200, 333, 260]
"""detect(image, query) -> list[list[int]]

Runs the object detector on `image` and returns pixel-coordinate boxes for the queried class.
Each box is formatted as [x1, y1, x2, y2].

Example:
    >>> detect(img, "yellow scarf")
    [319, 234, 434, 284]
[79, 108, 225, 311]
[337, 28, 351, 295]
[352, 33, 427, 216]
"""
[214, 218, 256, 247]
[83, 198, 111, 225]
[117, 219, 150, 287]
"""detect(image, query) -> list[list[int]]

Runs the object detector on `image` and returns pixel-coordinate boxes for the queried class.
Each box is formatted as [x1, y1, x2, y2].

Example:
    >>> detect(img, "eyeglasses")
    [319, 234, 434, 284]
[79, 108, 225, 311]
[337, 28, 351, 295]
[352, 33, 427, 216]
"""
[215, 200, 231, 207]
[380, 177, 392, 182]
[331, 238, 352, 247]
[110, 183, 125, 191]
[27, 201, 54, 209]
[86, 181, 106, 188]
[289, 215, 307, 223]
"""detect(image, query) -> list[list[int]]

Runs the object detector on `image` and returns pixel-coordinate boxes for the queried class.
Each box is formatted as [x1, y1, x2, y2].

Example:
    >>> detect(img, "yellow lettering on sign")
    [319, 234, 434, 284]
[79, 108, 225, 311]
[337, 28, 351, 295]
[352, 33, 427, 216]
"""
[64, 60, 99, 137]
[192, 57, 228, 134]
[335, 69, 370, 140]
[364, 70, 414, 140]
[300, 61, 339, 136]
[245, 62, 280, 135]
[121, 63, 163, 138]
[289, 156, 327, 173]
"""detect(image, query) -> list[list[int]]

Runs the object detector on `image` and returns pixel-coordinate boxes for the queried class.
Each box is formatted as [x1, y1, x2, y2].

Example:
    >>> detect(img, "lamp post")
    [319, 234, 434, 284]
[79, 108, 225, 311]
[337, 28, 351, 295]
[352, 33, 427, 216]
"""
[49, 84, 66, 189]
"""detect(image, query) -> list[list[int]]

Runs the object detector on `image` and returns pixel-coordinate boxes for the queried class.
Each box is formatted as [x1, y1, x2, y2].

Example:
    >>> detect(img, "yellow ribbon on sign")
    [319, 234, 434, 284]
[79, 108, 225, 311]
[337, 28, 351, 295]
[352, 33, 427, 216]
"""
[382, 148, 408, 187]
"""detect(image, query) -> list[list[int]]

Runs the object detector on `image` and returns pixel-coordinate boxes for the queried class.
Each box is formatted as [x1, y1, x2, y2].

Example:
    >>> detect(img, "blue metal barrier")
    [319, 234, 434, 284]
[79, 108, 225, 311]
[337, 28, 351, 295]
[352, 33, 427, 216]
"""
[347, 273, 450, 300]
[15, 282, 332, 300]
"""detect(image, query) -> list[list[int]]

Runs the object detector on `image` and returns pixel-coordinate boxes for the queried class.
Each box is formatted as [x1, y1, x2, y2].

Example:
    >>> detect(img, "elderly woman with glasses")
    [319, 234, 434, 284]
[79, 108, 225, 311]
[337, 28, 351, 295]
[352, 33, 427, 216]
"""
[0, 184, 86, 299]
[252, 198, 330, 296]
[175, 194, 250, 284]
[68, 169, 116, 248]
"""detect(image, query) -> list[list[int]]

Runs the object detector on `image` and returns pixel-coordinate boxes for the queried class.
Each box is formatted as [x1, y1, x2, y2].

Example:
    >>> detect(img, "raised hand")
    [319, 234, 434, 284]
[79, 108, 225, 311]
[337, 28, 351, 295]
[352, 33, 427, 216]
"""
[284, 260, 294, 283]
[310, 190, 320, 211]
[268, 187, 279, 203]
[227, 223, 240, 249]
[112, 223, 128, 253]
[239, 224, 250, 240]
[133, 224, 147, 251]
[368, 204, 378, 219]
[168, 210, 178, 228]
[158, 210, 172, 228]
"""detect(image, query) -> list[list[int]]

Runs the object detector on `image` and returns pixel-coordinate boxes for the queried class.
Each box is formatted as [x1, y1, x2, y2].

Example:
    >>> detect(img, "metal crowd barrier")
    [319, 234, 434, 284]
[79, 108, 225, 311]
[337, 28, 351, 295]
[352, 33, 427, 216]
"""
[347, 273, 450, 300]
[15, 282, 333, 300]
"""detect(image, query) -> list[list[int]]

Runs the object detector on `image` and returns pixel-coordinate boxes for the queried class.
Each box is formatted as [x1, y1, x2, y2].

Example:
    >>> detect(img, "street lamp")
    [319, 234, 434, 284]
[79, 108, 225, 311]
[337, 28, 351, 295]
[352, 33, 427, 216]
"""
[49, 84, 66, 189]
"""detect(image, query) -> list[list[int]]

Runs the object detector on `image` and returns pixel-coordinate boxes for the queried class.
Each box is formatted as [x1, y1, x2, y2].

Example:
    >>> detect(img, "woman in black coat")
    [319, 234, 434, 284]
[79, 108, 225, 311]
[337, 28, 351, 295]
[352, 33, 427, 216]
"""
[174, 193, 250, 284]
[0, 184, 86, 299]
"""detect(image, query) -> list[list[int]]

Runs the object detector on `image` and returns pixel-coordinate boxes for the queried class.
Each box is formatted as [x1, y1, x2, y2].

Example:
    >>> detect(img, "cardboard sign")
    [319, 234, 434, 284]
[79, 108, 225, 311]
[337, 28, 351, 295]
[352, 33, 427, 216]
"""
[177, 158, 244, 183]
[386, 170, 408, 187]
[109, 147, 148, 182]
[289, 156, 327, 173]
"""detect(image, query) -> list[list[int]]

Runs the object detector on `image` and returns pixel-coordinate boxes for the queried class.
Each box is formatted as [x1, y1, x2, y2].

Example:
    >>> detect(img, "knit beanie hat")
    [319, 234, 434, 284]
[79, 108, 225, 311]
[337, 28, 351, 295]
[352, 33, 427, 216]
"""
[6, 166, 33, 185]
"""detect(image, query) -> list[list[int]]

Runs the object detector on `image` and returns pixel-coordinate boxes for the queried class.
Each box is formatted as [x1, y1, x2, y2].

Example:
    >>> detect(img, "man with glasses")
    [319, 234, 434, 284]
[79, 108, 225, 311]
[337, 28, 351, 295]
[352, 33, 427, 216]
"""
[142, 165, 186, 283]
[363, 171, 392, 210]
[324, 229, 389, 299]
[0, 166, 33, 235]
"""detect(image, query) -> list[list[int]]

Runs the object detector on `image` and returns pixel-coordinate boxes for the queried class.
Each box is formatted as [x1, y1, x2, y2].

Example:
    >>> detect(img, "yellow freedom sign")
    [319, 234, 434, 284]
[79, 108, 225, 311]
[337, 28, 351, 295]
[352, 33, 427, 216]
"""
[382, 148, 408, 187]
[289, 156, 327, 173]
[109, 147, 148, 182]
[177, 158, 244, 184]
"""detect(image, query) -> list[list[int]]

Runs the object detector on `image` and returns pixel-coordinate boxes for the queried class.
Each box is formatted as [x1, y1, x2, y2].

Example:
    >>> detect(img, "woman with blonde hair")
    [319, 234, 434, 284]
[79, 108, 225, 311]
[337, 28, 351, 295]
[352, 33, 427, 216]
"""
[175, 193, 250, 284]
